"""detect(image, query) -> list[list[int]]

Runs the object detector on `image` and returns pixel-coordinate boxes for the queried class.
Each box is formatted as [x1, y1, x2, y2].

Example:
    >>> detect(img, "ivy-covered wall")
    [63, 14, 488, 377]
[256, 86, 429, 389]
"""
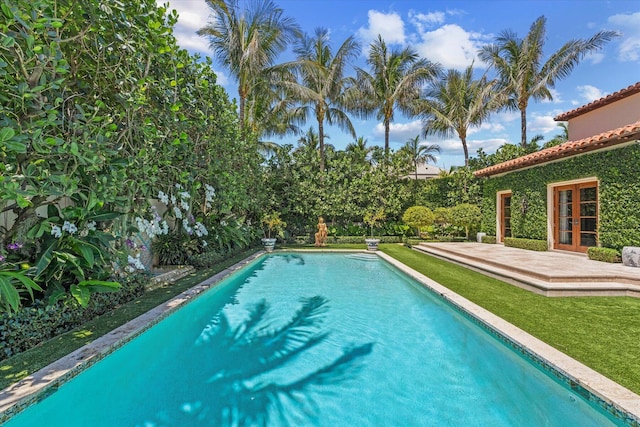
[479, 143, 640, 250]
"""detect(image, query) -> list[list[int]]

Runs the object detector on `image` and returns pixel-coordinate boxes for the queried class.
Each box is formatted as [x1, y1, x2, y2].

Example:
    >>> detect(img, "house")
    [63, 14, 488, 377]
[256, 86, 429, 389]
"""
[406, 163, 444, 180]
[474, 82, 640, 253]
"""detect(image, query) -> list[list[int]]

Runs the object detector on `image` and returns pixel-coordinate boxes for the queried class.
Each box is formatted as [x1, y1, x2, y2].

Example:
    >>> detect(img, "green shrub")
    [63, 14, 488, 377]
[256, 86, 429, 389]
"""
[504, 237, 548, 251]
[587, 247, 622, 263]
[481, 235, 497, 244]
[0, 274, 147, 360]
[187, 251, 225, 269]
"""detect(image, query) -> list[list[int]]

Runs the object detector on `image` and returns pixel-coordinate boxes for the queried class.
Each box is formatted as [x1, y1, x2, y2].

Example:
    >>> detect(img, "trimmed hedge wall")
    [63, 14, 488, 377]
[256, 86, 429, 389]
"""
[587, 247, 622, 263]
[0, 274, 147, 360]
[479, 143, 640, 251]
[504, 237, 548, 252]
[481, 235, 497, 244]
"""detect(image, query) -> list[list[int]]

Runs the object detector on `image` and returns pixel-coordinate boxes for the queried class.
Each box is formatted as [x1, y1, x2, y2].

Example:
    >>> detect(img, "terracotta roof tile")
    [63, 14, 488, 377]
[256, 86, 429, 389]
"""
[474, 120, 640, 177]
[554, 82, 640, 121]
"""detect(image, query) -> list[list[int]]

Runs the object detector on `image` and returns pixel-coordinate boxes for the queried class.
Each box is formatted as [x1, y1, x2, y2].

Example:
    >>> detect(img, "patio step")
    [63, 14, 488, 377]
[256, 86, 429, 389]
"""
[413, 243, 640, 297]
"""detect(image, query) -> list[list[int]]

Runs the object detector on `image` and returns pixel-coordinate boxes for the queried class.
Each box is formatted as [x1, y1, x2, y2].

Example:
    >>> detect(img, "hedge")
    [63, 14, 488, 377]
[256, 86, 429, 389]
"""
[587, 247, 622, 263]
[328, 236, 403, 244]
[481, 235, 497, 244]
[0, 274, 147, 360]
[504, 237, 548, 252]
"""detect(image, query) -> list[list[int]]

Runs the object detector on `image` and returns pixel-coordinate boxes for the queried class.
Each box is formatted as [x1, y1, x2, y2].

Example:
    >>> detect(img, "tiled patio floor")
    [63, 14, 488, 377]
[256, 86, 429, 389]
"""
[414, 242, 640, 297]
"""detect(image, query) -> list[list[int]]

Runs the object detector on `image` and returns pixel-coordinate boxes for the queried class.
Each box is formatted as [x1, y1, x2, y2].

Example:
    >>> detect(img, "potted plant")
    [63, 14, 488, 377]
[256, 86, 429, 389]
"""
[363, 208, 385, 251]
[261, 212, 286, 252]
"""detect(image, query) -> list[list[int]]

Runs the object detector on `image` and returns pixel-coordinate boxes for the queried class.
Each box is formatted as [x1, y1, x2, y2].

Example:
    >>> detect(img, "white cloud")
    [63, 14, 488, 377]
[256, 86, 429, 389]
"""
[608, 12, 640, 62]
[576, 84, 607, 102]
[529, 114, 558, 134]
[467, 137, 508, 154]
[374, 120, 423, 143]
[408, 11, 445, 33]
[468, 122, 505, 135]
[414, 24, 483, 69]
[357, 10, 406, 45]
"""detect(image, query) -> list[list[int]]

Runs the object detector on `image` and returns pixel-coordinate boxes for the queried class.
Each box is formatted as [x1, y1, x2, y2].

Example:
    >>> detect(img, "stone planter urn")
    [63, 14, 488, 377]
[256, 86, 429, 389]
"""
[365, 238, 380, 251]
[622, 246, 640, 267]
[261, 238, 277, 253]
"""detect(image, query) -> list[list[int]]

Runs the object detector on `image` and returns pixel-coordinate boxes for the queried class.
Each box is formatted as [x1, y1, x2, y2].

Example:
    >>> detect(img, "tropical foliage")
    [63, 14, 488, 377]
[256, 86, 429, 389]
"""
[0, 0, 260, 312]
[478, 16, 617, 147]
[353, 36, 441, 152]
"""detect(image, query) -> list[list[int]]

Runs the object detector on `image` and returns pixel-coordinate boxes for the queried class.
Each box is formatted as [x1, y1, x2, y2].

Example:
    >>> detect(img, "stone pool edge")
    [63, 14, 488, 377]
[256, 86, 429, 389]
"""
[377, 251, 640, 426]
[0, 251, 265, 422]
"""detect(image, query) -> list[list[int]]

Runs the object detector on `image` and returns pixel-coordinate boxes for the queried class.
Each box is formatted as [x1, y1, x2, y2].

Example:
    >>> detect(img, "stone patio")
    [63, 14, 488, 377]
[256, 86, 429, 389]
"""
[414, 242, 640, 297]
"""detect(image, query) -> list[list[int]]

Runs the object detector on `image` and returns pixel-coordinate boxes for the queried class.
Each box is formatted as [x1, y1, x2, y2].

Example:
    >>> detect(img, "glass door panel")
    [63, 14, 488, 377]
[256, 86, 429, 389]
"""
[554, 183, 598, 252]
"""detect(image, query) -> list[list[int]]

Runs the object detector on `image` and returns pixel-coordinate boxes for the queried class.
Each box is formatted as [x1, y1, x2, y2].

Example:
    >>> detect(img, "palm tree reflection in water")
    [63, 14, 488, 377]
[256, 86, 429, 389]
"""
[145, 296, 373, 426]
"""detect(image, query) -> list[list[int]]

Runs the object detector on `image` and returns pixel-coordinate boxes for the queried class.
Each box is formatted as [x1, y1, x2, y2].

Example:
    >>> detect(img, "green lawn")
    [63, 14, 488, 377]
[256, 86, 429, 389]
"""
[2, 244, 640, 397]
[379, 244, 640, 395]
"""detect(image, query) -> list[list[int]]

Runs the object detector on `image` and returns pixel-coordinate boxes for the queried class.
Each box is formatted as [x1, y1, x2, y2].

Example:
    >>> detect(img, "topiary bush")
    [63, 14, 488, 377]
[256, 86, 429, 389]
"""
[504, 237, 548, 251]
[587, 247, 622, 263]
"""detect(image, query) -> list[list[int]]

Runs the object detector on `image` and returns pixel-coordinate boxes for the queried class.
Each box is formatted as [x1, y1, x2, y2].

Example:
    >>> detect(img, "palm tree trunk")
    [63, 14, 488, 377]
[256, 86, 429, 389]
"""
[318, 120, 325, 173]
[461, 136, 470, 167]
[520, 107, 527, 148]
[384, 119, 390, 153]
[238, 89, 246, 136]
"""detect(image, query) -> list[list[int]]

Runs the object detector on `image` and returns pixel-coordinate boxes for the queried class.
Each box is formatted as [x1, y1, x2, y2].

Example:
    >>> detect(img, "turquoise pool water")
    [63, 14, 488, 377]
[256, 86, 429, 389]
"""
[2, 252, 625, 426]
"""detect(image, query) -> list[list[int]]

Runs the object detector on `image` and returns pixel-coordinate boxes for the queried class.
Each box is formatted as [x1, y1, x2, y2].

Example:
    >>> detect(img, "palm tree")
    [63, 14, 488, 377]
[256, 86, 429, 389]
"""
[419, 65, 500, 166]
[198, 0, 300, 135]
[279, 28, 360, 173]
[352, 36, 441, 153]
[345, 136, 375, 165]
[478, 16, 617, 147]
[402, 135, 440, 179]
[543, 122, 569, 148]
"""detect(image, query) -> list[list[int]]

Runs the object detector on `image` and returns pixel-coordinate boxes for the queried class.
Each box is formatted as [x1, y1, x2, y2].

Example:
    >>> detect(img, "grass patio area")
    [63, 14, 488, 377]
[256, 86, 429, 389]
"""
[1, 243, 640, 397]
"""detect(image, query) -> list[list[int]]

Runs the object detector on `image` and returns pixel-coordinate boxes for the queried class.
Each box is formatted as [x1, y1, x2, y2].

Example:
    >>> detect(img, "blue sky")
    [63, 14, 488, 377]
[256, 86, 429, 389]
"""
[160, 0, 640, 168]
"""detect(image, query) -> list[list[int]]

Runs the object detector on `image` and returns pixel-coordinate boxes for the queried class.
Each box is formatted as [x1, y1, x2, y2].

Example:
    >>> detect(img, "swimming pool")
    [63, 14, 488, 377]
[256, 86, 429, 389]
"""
[0, 252, 633, 425]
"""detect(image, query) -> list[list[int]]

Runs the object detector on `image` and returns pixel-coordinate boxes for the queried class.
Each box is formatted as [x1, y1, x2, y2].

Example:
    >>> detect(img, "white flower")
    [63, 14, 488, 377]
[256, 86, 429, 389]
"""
[170, 195, 177, 205]
[194, 222, 208, 237]
[175, 183, 183, 190]
[202, 240, 208, 247]
[158, 191, 169, 205]
[180, 200, 190, 211]
[62, 221, 78, 234]
[173, 206, 183, 219]
[221, 220, 227, 226]
[51, 225, 62, 238]
[182, 218, 193, 234]
[127, 254, 145, 271]
[86, 221, 97, 232]
[179, 191, 190, 200]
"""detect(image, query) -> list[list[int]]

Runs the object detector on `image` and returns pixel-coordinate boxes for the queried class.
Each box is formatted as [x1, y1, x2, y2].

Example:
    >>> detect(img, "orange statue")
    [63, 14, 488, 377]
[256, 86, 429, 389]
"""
[314, 216, 328, 247]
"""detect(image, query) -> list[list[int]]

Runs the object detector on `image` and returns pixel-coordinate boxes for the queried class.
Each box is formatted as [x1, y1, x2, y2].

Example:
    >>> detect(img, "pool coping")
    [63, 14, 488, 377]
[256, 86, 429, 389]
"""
[1, 249, 639, 425]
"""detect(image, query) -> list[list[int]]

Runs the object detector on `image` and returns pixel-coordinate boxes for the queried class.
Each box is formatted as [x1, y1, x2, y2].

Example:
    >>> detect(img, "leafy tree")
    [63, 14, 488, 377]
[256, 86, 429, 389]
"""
[198, 0, 300, 134]
[450, 203, 482, 239]
[280, 28, 360, 173]
[478, 16, 617, 147]
[420, 65, 501, 166]
[352, 36, 441, 153]
[402, 206, 435, 237]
